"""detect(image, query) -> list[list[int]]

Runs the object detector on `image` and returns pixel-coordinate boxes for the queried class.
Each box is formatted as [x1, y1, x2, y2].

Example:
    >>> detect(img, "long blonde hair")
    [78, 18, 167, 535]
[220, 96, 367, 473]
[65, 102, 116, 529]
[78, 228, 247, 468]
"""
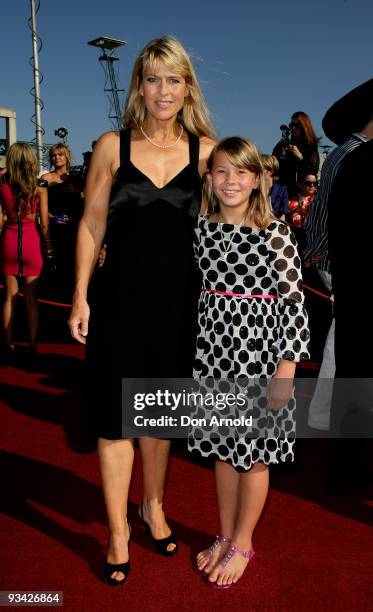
[123, 35, 215, 138]
[204, 137, 275, 230]
[6, 143, 39, 217]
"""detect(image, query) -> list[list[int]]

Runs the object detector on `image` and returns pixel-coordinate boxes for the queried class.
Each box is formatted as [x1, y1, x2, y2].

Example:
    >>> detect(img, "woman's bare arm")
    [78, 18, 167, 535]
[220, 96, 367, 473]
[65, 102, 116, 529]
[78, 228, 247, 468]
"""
[69, 131, 119, 342]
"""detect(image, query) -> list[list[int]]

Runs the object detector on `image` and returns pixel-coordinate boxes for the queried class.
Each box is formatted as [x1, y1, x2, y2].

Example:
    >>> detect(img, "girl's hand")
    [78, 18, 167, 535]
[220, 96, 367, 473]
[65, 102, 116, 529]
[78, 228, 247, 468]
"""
[267, 360, 296, 411]
[288, 145, 303, 160]
[69, 298, 90, 344]
[266, 376, 294, 411]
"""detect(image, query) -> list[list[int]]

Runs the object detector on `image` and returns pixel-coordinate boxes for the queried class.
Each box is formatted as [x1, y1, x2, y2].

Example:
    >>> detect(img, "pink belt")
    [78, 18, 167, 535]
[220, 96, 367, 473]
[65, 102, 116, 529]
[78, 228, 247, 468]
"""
[202, 288, 278, 299]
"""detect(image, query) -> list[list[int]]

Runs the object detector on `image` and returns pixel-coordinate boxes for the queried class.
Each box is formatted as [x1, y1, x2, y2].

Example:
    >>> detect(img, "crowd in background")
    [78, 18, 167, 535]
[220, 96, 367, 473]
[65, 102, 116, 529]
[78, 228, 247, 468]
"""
[0, 112, 323, 354]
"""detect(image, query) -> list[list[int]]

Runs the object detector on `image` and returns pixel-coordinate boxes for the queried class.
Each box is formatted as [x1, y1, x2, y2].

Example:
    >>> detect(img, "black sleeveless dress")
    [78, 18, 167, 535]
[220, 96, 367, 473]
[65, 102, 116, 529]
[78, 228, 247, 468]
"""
[86, 128, 201, 439]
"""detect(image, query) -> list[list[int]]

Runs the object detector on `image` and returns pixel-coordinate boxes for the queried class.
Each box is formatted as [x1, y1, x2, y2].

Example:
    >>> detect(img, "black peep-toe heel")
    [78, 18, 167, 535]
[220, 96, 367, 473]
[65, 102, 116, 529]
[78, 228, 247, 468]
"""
[139, 504, 178, 557]
[104, 524, 131, 586]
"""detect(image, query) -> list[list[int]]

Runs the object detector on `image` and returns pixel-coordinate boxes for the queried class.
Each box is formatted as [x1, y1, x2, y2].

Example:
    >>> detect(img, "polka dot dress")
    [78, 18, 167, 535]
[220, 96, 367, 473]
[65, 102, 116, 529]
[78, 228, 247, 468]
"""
[188, 216, 310, 470]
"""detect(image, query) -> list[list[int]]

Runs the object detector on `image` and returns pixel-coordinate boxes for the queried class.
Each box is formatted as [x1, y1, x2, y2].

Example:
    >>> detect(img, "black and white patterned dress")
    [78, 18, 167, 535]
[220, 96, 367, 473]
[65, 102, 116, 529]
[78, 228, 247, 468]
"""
[188, 216, 310, 470]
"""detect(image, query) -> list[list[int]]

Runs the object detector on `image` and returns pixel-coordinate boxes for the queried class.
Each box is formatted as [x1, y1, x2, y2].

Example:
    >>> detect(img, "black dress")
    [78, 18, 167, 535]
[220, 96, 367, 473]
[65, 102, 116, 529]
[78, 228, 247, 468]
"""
[86, 128, 201, 439]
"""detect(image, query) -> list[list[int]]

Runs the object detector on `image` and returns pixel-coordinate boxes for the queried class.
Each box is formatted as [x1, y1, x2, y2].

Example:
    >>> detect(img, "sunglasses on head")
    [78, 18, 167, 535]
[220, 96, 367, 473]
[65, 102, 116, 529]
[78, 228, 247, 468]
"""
[304, 180, 317, 187]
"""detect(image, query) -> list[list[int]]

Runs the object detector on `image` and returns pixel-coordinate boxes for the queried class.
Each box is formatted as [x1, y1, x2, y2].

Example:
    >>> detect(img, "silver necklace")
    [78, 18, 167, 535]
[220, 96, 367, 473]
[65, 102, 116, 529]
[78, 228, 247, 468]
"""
[218, 213, 247, 258]
[140, 123, 184, 149]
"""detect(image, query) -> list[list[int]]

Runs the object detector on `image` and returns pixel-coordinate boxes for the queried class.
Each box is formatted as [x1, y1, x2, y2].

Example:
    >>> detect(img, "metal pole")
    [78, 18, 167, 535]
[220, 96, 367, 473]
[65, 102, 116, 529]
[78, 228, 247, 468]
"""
[30, 0, 44, 172]
[106, 57, 122, 129]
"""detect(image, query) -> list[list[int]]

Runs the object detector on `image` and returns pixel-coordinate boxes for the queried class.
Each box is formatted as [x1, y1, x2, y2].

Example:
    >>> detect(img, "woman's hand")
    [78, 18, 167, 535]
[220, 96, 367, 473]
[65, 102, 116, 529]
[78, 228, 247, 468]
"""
[288, 145, 303, 160]
[98, 244, 107, 268]
[267, 359, 296, 411]
[69, 297, 90, 344]
[45, 248, 56, 273]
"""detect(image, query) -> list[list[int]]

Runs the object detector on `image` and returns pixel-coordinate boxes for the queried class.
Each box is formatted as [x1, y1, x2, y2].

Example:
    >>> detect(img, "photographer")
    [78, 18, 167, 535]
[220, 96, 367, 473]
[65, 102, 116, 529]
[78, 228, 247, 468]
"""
[273, 111, 320, 198]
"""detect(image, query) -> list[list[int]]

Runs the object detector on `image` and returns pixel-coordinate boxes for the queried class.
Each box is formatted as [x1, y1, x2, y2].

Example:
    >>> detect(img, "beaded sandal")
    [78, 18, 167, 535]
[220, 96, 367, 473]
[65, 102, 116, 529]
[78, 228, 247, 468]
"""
[207, 544, 255, 589]
[195, 535, 231, 575]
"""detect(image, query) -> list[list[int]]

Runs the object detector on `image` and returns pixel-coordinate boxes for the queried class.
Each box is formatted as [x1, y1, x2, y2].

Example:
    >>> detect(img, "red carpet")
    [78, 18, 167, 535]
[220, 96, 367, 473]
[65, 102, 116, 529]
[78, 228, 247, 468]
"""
[1, 343, 372, 611]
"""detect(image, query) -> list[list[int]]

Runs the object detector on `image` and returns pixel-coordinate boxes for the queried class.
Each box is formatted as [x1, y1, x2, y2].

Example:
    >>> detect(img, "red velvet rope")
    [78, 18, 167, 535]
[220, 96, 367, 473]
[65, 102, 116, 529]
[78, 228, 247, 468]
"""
[0, 282, 332, 309]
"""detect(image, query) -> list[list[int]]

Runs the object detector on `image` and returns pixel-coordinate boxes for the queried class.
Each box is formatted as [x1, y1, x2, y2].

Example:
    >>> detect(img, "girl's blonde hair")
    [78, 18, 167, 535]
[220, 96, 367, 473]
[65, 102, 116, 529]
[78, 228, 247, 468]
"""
[49, 143, 73, 169]
[204, 137, 275, 230]
[6, 142, 39, 217]
[123, 35, 216, 138]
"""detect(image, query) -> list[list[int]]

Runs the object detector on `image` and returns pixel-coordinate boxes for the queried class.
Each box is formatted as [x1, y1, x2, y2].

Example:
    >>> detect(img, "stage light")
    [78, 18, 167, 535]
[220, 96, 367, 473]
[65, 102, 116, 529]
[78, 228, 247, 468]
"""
[54, 127, 68, 142]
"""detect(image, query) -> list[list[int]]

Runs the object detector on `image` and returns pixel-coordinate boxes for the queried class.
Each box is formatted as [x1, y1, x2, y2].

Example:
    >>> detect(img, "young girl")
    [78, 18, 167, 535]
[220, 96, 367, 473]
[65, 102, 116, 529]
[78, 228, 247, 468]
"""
[0, 143, 49, 355]
[189, 137, 310, 588]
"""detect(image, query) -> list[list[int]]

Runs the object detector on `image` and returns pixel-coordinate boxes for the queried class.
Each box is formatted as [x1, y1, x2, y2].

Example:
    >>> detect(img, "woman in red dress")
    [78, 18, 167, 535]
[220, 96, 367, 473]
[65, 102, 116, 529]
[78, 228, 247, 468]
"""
[0, 143, 48, 354]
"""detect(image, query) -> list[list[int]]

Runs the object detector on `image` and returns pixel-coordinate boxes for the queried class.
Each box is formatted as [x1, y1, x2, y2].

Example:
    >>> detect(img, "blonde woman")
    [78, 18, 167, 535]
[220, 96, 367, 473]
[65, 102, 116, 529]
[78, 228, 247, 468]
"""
[0, 143, 48, 355]
[41, 143, 73, 222]
[69, 35, 215, 585]
[189, 137, 310, 588]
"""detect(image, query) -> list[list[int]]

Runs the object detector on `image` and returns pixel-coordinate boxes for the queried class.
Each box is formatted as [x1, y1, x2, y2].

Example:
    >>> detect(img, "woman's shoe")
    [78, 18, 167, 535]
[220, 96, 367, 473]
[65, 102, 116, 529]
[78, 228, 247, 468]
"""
[194, 534, 231, 576]
[104, 524, 131, 586]
[207, 544, 255, 590]
[104, 560, 130, 587]
[138, 504, 178, 557]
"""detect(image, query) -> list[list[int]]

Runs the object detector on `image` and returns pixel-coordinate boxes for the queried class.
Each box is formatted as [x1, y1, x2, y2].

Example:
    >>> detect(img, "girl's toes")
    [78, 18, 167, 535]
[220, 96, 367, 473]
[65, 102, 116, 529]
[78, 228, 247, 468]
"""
[208, 568, 219, 583]
[196, 553, 206, 568]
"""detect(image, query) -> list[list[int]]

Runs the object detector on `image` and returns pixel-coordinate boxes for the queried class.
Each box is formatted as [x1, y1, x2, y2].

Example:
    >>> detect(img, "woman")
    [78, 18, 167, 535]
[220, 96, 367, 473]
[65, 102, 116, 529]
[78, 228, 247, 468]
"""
[69, 35, 215, 585]
[273, 111, 319, 198]
[0, 143, 48, 355]
[287, 171, 317, 253]
[42, 144, 82, 301]
[42, 143, 70, 221]
[42, 142, 84, 226]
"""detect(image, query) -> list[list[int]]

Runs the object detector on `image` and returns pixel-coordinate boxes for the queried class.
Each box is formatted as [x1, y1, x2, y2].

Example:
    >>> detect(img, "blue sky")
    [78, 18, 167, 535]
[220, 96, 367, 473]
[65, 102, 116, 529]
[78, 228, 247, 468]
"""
[1, 0, 372, 166]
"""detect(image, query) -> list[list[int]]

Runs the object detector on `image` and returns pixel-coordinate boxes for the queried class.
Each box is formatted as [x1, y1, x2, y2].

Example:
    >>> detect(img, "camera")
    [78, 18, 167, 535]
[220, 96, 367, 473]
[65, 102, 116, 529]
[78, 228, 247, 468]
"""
[279, 124, 291, 158]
